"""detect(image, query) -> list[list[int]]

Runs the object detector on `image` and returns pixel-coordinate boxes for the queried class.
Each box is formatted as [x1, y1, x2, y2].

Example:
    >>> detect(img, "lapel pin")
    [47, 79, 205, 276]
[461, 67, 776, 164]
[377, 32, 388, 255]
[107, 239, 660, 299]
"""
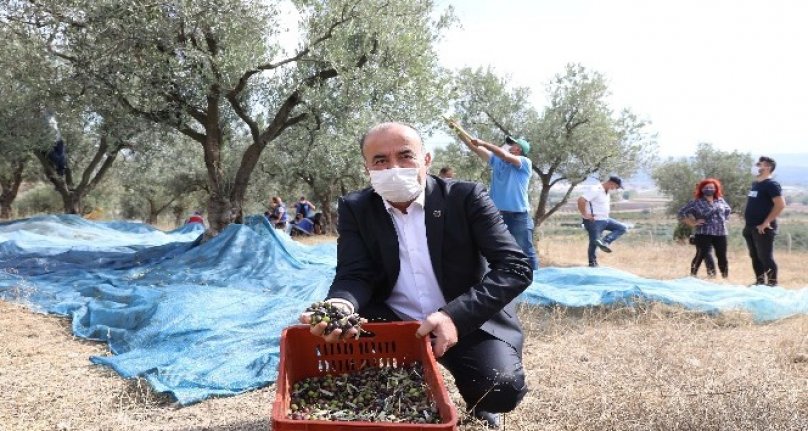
[433, 210, 442, 218]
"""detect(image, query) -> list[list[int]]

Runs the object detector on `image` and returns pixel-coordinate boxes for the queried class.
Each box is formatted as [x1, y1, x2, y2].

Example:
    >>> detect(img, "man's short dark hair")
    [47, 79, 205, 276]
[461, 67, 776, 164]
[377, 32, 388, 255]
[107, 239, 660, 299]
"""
[439, 167, 453, 175]
[759, 156, 777, 172]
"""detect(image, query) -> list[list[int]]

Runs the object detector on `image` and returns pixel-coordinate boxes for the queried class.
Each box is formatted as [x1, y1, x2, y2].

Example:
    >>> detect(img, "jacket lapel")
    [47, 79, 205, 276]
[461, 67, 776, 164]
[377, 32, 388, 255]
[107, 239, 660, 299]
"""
[424, 176, 445, 288]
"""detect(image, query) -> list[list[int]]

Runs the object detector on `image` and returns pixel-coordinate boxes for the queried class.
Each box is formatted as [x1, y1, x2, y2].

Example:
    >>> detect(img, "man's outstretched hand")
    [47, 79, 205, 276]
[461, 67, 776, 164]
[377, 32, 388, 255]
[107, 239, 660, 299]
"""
[416, 311, 458, 358]
[298, 300, 361, 342]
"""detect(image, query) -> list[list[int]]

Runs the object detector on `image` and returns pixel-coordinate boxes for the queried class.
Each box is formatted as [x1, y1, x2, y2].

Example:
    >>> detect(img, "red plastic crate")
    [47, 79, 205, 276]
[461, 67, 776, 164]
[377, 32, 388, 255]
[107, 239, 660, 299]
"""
[271, 322, 458, 430]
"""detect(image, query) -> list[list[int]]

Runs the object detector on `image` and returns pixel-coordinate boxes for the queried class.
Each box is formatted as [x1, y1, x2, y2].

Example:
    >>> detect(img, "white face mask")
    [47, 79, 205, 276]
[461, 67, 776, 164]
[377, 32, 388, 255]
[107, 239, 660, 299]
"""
[369, 168, 423, 203]
[501, 144, 511, 152]
[752, 165, 761, 176]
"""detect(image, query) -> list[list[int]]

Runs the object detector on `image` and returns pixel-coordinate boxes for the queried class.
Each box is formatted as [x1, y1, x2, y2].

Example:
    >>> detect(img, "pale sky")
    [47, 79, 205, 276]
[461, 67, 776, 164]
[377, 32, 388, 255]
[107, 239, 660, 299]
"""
[434, 0, 808, 156]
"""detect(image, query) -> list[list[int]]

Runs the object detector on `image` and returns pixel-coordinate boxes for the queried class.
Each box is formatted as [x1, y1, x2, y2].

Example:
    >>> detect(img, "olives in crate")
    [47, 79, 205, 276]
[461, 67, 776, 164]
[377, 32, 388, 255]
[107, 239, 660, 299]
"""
[288, 363, 441, 424]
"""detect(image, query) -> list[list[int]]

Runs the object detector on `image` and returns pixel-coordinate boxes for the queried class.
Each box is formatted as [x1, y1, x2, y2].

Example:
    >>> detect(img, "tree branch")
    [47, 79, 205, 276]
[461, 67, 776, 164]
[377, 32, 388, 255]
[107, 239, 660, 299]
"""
[226, 92, 260, 142]
[86, 143, 122, 191]
[549, 176, 567, 187]
[77, 135, 109, 190]
[483, 110, 511, 136]
[538, 178, 587, 224]
[114, 89, 207, 142]
[163, 84, 208, 125]
[229, 30, 377, 204]
[568, 118, 588, 131]
[0, 159, 26, 200]
[229, 0, 361, 97]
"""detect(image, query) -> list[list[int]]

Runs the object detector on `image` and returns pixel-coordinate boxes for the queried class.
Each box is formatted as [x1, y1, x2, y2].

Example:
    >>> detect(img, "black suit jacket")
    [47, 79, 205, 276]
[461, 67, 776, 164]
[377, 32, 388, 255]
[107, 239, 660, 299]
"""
[327, 175, 533, 349]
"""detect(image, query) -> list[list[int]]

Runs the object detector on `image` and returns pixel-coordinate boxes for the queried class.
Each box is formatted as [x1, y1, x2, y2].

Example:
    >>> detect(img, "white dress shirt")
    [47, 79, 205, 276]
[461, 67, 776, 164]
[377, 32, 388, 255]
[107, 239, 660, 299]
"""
[382, 191, 446, 321]
[581, 184, 611, 220]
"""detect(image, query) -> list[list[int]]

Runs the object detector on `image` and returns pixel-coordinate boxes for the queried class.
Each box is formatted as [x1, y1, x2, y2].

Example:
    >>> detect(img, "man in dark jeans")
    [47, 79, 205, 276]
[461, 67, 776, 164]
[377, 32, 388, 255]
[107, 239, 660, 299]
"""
[577, 176, 628, 267]
[743, 156, 786, 286]
[463, 135, 540, 270]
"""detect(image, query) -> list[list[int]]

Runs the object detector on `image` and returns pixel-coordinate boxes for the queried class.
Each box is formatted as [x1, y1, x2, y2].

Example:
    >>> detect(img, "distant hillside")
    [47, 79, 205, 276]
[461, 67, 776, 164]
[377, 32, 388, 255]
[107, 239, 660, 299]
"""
[627, 153, 808, 187]
[769, 153, 808, 185]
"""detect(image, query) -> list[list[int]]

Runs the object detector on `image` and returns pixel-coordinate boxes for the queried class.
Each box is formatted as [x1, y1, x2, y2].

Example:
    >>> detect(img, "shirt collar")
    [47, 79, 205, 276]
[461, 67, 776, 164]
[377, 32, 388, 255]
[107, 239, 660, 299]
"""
[382, 186, 426, 214]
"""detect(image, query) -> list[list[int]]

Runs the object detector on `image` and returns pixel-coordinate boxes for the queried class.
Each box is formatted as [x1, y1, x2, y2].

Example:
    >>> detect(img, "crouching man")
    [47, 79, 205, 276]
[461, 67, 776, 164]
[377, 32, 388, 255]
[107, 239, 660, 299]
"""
[299, 122, 533, 428]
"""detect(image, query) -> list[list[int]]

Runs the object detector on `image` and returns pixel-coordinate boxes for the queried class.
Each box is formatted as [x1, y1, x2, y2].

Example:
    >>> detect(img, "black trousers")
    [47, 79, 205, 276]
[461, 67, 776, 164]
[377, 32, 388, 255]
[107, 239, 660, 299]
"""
[691, 234, 728, 278]
[742, 225, 778, 285]
[360, 302, 528, 413]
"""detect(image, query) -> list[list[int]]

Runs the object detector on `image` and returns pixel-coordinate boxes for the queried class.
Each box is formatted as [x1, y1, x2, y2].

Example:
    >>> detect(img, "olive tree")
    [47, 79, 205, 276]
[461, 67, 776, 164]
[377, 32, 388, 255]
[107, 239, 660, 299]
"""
[450, 64, 657, 227]
[0, 27, 56, 218]
[115, 136, 208, 224]
[431, 141, 489, 184]
[261, 60, 453, 231]
[652, 143, 754, 215]
[7, 0, 452, 235]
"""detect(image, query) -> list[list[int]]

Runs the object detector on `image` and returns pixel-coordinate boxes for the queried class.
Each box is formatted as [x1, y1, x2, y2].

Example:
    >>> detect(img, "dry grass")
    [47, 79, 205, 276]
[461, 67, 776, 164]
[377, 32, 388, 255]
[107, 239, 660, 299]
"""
[539, 236, 808, 288]
[511, 304, 808, 430]
[2, 236, 807, 430]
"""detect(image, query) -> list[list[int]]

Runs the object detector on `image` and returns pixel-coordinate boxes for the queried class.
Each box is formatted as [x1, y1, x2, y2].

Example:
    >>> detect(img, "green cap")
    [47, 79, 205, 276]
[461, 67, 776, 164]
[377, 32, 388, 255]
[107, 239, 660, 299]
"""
[505, 135, 531, 155]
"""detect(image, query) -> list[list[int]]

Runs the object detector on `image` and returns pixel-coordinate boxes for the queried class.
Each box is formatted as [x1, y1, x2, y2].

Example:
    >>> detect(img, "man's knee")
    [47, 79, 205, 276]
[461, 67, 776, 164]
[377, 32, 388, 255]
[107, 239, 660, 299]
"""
[466, 369, 528, 413]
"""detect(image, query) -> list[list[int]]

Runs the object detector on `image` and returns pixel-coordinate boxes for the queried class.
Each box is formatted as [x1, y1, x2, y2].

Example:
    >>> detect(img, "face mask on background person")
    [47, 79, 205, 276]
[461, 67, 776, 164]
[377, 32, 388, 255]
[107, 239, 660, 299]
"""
[702, 188, 716, 197]
[369, 167, 423, 203]
[501, 144, 511, 152]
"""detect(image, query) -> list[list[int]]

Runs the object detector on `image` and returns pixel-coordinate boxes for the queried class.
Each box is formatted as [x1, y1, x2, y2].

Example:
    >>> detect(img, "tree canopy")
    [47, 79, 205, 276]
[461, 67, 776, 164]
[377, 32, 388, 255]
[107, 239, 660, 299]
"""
[3, 2, 673, 234]
[0, 27, 56, 218]
[652, 143, 754, 215]
[448, 64, 657, 227]
[6, 0, 453, 233]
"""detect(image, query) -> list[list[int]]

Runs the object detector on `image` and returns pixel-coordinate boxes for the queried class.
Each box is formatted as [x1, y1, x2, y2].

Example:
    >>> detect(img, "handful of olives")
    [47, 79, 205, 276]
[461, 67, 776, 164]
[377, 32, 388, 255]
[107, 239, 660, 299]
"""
[305, 301, 365, 336]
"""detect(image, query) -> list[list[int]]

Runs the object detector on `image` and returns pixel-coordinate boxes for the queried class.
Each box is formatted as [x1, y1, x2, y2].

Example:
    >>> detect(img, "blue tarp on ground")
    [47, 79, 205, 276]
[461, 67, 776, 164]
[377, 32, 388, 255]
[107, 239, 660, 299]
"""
[1, 215, 807, 404]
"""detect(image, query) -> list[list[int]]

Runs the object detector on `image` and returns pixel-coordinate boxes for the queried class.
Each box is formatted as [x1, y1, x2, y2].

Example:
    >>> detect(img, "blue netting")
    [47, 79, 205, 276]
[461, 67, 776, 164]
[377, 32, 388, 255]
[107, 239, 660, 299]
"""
[1, 215, 806, 404]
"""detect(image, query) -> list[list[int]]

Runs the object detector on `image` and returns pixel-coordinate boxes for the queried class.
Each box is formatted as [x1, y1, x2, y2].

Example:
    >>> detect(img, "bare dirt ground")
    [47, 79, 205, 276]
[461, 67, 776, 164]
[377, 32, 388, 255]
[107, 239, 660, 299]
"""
[2, 238, 807, 430]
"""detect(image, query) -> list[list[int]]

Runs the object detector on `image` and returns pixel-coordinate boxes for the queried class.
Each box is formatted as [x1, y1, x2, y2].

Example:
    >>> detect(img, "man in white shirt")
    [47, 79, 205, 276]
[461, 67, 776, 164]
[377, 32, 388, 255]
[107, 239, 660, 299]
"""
[577, 176, 628, 267]
[299, 122, 533, 429]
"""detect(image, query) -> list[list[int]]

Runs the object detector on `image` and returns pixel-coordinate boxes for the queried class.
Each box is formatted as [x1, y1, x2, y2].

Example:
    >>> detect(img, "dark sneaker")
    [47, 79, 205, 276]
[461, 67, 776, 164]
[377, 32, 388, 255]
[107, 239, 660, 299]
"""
[595, 239, 612, 253]
[589, 262, 599, 268]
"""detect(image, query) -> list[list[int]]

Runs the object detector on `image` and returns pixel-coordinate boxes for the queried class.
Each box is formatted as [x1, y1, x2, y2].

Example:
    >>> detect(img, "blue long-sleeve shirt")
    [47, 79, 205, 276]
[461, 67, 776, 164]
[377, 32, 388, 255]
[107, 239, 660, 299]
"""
[677, 197, 732, 236]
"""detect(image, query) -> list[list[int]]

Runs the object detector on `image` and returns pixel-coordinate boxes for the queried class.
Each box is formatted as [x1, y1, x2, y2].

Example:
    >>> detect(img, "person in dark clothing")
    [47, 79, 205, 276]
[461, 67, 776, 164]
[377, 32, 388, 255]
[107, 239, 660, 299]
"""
[298, 122, 533, 429]
[48, 138, 68, 176]
[677, 178, 732, 278]
[743, 156, 786, 286]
